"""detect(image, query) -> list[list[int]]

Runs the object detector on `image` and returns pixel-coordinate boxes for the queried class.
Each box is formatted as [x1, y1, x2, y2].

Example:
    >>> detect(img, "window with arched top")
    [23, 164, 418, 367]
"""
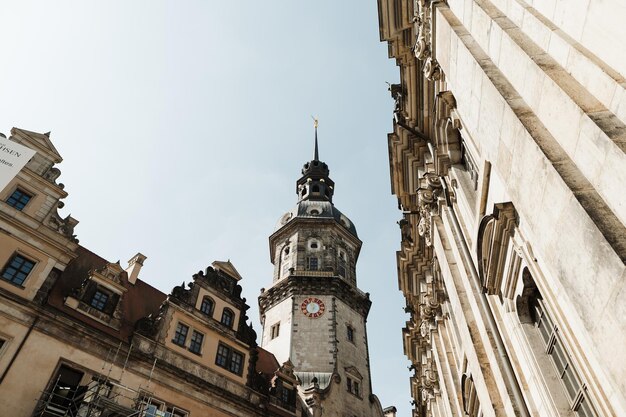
[476, 203, 517, 296]
[200, 296, 214, 317]
[461, 374, 481, 417]
[221, 308, 234, 328]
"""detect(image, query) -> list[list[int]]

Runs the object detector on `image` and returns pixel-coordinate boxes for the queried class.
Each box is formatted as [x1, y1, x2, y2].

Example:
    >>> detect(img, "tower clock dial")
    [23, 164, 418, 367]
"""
[301, 297, 325, 318]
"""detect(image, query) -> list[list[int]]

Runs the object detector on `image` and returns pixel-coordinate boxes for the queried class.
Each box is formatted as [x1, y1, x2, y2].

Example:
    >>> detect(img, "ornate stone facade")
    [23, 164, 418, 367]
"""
[0, 129, 302, 417]
[378, 1, 626, 416]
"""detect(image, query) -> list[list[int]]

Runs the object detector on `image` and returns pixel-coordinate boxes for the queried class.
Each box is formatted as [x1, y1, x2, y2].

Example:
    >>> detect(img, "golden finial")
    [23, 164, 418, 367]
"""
[311, 115, 319, 129]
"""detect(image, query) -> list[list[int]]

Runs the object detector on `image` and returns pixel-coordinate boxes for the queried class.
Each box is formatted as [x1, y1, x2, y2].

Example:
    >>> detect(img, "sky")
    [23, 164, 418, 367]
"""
[0, 1, 411, 414]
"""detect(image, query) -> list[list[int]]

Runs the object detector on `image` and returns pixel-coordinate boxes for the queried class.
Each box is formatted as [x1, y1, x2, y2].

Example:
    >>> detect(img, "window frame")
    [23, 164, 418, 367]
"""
[221, 308, 234, 328]
[5, 187, 33, 211]
[347, 325, 354, 343]
[1, 253, 36, 287]
[90, 289, 110, 311]
[188, 330, 204, 355]
[270, 322, 280, 340]
[200, 296, 214, 317]
[215, 343, 245, 376]
[172, 322, 189, 347]
[307, 256, 319, 271]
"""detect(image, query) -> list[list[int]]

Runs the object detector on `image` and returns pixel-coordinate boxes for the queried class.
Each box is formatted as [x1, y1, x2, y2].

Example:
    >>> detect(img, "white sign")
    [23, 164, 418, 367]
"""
[0, 138, 37, 192]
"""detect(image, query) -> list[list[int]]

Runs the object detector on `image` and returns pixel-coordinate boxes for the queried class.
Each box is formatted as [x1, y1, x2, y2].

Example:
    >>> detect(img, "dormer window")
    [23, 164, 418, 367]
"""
[221, 308, 234, 328]
[81, 283, 119, 315]
[200, 296, 214, 316]
[90, 290, 109, 311]
[6, 188, 32, 211]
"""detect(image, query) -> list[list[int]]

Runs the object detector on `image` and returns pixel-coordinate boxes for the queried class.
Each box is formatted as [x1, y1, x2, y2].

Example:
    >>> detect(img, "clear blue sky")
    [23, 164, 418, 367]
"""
[1, 1, 411, 414]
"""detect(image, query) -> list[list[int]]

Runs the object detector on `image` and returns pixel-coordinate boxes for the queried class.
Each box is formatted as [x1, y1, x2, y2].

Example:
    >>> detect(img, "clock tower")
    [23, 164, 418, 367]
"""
[259, 128, 385, 417]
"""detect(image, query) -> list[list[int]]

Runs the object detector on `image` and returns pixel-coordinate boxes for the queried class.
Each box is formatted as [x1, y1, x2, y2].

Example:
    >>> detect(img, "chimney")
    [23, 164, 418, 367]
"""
[125, 253, 147, 285]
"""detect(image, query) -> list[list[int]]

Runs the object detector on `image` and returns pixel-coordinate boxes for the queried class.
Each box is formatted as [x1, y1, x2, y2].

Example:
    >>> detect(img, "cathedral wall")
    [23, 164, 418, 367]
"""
[335, 298, 371, 395]
[289, 294, 335, 372]
[432, 4, 626, 414]
[261, 297, 293, 364]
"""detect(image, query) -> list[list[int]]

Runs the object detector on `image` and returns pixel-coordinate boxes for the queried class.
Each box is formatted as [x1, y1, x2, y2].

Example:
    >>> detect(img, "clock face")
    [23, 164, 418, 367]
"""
[301, 297, 326, 318]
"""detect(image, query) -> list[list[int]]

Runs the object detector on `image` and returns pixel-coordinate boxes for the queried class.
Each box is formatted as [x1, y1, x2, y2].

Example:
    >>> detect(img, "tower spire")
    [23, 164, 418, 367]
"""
[313, 116, 319, 161]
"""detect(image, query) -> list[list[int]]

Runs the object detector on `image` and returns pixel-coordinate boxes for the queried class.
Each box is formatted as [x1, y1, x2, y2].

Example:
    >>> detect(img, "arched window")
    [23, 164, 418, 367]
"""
[200, 296, 214, 317]
[476, 203, 517, 296]
[221, 308, 234, 328]
[461, 374, 481, 417]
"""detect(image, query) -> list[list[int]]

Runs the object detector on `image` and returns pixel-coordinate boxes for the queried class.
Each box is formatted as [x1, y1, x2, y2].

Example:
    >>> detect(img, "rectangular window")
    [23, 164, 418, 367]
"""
[347, 326, 354, 343]
[45, 365, 84, 415]
[90, 290, 109, 311]
[216, 344, 230, 368]
[271, 322, 280, 339]
[172, 323, 189, 347]
[6, 188, 32, 211]
[307, 257, 318, 271]
[189, 330, 204, 354]
[230, 350, 243, 375]
[215, 343, 245, 376]
[534, 299, 598, 417]
[1, 253, 35, 286]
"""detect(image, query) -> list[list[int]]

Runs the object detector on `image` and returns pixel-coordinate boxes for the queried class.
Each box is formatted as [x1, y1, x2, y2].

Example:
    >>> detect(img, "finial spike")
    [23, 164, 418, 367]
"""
[312, 116, 319, 160]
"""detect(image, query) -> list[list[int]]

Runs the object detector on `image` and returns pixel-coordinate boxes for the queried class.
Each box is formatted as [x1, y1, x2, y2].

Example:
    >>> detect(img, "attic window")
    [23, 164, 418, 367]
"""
[81, 281, 120, 315]
[90, 290, 109, 311]
[310, 209, 320, 215]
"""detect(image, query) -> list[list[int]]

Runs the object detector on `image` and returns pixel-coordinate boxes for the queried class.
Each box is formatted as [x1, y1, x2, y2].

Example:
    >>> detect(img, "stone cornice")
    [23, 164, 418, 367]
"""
[259, 275, 372, 319]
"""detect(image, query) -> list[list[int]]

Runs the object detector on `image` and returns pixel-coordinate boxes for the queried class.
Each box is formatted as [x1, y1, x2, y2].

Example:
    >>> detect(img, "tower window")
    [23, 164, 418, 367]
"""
[338, 250, 347, 278]
[200, 296, 214, 316]
[221, 308, 234, 328]
[6, 188, 32, 211]
[347, 325, 354, 343]
[270, 322, 280, 339]
[347, 377, 361, 397]
[312, 185, 320, 193]
[172, 322, 189, 346]
[307, 257, 319, 271]
[1, 253, 36, 286]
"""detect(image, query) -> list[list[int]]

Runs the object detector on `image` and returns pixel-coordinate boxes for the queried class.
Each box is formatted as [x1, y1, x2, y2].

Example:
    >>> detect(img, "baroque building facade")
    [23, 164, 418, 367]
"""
[258, 134, 387, 417]
[0, 128, 303, 417]
[378, 1, 626, 417]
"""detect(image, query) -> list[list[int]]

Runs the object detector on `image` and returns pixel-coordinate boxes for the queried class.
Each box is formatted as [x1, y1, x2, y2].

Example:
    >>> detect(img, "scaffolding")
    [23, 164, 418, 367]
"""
[32, 343, 159, 417]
